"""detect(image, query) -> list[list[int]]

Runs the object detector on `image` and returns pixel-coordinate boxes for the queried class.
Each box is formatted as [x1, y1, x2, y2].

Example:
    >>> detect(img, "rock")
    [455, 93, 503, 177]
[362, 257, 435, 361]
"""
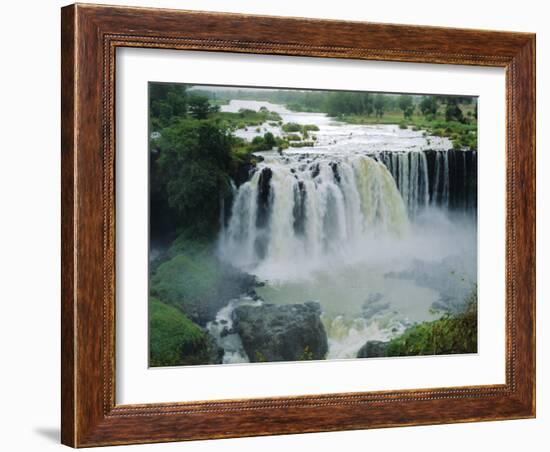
[232, 301, 328, 362]
[357, 340, 388, 358]
[361, 293, 390, 319]
[310, 163, 320, 178]
[233, 162, 255, 187]
[220, 327, 230, 338]
[246, 289, 262, 301]
[206, 331, 225, 364]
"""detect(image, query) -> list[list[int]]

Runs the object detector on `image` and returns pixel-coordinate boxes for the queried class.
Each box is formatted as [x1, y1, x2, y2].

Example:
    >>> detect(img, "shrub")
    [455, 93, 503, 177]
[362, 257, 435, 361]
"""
[286, 134, 302, 141]
[149, 297, 214, 366]
[289, 141, 314, 148]
[303, 124, 320, 131]
[385, 290, 477, 357]
[150, 239, 221, 324]
[263, 132, 276, 149]
[282, 122, 302, 133]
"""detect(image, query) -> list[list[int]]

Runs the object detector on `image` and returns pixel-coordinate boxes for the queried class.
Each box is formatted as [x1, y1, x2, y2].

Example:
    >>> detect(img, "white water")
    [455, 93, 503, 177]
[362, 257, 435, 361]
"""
[376, 151, 430, 217]
[215, 100, 476, 362]
[222, 153, 409, 275]
[206, 297, 262, 364]
[221, 99, 454, 154]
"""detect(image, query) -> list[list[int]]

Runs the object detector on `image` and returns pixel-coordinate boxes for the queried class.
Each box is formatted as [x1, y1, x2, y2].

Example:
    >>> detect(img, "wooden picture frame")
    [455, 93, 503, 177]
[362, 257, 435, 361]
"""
[61, 3, 536, 447]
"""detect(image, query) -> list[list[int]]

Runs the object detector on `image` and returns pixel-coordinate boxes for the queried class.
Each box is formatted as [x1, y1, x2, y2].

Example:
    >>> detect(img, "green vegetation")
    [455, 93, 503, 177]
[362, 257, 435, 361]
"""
[212, 108, 282, 131]
[153, 118, 234, 238]
[289, 141, 314, 148]
[299, 345, 315, 361]
[303, 124, 320, 132]
[149, 297, 215, 366]
[385, 290, 478, 357]
[149, 84, 224, 131]
[429, 119, 478, 150]
[282, 122, 319, 134]
[286, 134, 302, 141]
[248, 132, 288, 152]
[282, 122, 302, 132]
[373, 94, 386, 118]
[150, 237, 223, 324]
[280, 122, 318, 145]
[419, 96, 438, 117]
[398, 95, 414, 119]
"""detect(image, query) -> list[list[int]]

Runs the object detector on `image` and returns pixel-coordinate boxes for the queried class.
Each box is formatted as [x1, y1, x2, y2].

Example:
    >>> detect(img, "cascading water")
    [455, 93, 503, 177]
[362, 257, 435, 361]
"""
[376, 149, 477, 213]
[220, 153, 409, 275]
[375, 151, 430, 218]
[425, 149, 477, 210]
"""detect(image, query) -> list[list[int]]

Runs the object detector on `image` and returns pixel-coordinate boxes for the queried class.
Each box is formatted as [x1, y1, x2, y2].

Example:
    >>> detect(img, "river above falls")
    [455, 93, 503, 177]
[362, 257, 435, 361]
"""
[220, 99, 454, 154]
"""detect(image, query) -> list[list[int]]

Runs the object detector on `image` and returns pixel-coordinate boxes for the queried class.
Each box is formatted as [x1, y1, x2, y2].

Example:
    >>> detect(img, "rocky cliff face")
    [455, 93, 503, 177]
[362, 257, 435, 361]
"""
[232, 301, 328, 362]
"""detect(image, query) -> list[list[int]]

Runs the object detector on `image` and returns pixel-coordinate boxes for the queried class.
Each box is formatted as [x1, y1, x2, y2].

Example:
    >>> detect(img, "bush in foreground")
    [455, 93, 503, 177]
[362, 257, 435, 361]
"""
[385, 291, 477, 356]
[149, 297, 216, 367]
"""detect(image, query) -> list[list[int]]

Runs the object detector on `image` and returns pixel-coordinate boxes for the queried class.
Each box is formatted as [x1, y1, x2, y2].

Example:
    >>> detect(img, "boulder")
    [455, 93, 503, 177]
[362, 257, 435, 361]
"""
[232, 301, 328, 362]
[357, 340, 388, 358]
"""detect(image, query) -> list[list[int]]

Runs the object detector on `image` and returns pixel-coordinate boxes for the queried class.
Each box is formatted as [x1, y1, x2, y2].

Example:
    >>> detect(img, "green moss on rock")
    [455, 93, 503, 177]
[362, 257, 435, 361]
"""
[150, 235, 258, 325]
[149, 298, 218, 367]
[150, 247, 221, 324]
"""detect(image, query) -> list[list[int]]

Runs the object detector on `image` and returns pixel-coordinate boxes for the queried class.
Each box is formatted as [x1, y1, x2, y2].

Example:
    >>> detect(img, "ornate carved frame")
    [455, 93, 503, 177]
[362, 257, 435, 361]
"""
[61, 3, 535, 447]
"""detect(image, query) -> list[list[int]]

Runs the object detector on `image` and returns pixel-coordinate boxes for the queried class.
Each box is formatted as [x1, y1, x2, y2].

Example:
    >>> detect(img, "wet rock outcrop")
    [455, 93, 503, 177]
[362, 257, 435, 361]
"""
[232, 301, 328, 362]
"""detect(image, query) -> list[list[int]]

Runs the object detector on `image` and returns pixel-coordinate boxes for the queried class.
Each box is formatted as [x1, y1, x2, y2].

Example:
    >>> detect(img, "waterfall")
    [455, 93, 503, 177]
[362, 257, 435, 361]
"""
[216, 147, 477, 361]
[377, 149, 477, 212]
[376, 151, 429, 218]
[221, 154, 408, 270]
[221, 149, 477, 274]
[424, 149, 477, 210]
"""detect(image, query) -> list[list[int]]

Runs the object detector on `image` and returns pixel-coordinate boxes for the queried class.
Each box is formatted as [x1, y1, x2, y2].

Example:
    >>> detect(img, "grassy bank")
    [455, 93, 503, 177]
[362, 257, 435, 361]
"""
[211, 108, 282, 131]
[149, 297, 218, 367]
[386, 290, 478, 357]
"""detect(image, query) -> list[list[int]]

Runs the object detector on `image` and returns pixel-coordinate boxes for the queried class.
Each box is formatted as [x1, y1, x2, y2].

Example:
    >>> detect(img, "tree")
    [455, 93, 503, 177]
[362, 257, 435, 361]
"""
[155, 119, 233, 237]
[435, 95, 469, 123]
[358, 92, 374, 116]
[373, 94, 387, 118]
[444, 99, 464, 123]
[150, 83, 189, 129]
[263, 132, 276, 149]
[188, 95, 212, 120]
[398, 95, 415, 119]
[419, 96, 438, 118]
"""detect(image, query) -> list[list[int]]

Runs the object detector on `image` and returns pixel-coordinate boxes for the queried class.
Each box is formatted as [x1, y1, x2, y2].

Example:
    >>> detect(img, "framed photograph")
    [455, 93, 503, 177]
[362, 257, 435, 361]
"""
[61, 3, 536, 447]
